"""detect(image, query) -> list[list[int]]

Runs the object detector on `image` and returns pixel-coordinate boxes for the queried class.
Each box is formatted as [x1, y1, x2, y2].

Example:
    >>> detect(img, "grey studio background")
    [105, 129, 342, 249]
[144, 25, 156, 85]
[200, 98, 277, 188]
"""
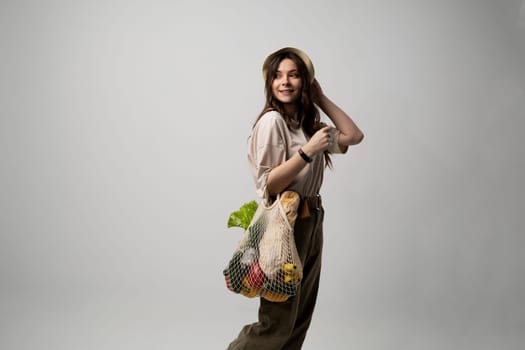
[1, 0, 524, 349]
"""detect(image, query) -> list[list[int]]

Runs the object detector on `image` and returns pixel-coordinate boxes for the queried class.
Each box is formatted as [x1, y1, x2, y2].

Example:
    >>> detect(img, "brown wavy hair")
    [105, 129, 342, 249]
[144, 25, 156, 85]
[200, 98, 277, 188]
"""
[255, 48, 332, 167]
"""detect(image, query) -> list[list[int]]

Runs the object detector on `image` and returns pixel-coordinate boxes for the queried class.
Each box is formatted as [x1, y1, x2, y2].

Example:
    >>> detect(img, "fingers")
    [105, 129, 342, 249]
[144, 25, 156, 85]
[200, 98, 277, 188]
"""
[324, 128, 334, 147]
[307, 126, 335, 155]
[316, 126, 334, 148]
[312, 79, 324, 98]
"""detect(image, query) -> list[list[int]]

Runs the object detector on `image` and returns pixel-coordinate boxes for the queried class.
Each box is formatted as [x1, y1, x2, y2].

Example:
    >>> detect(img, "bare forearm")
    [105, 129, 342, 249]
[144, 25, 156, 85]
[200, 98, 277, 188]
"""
[318, 94, 364, 145]
[266, 151, 309, 196]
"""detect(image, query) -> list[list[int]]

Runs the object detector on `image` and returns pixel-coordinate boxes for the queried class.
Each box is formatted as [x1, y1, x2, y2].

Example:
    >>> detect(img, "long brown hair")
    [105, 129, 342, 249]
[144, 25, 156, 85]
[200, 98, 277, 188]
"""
[255, 48, 332, 167]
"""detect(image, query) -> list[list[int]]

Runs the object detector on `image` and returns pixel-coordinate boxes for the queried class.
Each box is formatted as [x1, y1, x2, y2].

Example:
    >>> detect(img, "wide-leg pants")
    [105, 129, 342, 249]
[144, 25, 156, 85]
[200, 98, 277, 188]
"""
[226, 207, 324, 350]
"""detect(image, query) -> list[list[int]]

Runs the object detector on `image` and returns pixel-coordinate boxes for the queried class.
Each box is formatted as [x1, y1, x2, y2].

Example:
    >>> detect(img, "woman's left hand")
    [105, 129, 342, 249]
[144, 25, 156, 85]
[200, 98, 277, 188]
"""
[311, 79, 324, 105]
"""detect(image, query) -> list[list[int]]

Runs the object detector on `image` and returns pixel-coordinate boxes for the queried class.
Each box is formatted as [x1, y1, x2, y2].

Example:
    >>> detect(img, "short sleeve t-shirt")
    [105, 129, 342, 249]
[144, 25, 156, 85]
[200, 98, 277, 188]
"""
[247, 110, 346, 198]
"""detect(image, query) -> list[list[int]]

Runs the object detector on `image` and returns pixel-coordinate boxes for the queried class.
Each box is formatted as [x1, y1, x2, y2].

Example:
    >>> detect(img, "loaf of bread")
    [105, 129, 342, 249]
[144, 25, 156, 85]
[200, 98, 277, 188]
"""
[279, 190, 300, 226]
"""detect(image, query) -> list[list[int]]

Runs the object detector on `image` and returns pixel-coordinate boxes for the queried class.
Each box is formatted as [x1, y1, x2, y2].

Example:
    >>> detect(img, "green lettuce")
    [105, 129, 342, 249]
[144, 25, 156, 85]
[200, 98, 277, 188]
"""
[227, 200, 258, 230]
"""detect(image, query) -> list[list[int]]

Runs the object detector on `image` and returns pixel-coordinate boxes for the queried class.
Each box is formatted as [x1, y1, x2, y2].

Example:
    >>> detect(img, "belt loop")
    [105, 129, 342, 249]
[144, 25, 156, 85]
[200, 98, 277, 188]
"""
[313, 194, 321, 211]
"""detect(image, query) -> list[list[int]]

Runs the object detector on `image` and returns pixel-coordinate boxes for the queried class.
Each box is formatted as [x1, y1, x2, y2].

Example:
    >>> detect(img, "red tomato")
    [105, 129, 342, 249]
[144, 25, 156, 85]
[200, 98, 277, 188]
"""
[248, 262, 266, 290]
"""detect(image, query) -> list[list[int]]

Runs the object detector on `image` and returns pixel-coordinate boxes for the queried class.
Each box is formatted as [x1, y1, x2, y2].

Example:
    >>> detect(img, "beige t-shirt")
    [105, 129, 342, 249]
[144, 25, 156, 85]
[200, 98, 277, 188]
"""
[247, 110, 346, 198]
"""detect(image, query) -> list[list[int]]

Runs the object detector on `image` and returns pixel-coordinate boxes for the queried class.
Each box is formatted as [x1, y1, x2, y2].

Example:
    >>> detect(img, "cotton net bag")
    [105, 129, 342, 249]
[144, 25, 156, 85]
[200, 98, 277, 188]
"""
[223, 191, 303, 302]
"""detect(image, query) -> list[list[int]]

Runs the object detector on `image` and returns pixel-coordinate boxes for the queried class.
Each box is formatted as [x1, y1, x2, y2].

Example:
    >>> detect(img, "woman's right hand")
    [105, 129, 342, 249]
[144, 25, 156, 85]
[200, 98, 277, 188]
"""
[302, 125, 333, 156]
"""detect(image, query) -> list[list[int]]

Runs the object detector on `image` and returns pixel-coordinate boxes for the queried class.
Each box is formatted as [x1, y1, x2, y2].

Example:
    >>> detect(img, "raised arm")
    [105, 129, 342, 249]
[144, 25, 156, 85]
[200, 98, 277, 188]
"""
[312, 79, 364, 146]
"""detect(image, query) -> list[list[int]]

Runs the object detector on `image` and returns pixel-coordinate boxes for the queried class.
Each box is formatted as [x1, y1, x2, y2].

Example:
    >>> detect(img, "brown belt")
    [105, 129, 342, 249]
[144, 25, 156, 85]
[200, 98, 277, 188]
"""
[298, 194, 322, 219]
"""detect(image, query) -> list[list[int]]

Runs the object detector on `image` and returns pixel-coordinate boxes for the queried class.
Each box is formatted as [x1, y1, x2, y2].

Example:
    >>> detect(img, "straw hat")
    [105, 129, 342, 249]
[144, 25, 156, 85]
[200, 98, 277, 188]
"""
[262, 47, 315, 84]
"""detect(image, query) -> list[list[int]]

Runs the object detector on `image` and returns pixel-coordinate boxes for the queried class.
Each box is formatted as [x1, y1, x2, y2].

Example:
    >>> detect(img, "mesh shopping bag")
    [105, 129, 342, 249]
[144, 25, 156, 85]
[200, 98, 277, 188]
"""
[223, 191, 303, 302]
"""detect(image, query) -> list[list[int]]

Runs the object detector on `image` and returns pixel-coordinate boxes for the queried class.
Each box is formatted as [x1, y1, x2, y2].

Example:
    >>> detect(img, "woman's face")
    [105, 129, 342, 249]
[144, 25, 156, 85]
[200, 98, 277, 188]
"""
[271, 58, 302, 106]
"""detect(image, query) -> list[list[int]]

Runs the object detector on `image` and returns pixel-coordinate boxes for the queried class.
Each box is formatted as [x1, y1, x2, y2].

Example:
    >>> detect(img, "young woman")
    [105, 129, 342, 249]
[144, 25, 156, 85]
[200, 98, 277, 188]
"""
[227, 47, 364, 350]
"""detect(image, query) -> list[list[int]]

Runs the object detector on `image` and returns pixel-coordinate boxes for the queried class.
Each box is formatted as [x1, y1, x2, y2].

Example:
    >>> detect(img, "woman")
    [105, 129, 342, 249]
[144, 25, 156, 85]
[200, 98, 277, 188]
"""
[227, 47, 364, 350]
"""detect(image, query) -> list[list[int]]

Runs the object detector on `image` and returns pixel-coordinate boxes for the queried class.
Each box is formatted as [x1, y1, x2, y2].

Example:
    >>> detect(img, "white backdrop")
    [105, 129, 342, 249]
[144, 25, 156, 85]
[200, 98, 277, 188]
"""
[1, 0, 524, 349]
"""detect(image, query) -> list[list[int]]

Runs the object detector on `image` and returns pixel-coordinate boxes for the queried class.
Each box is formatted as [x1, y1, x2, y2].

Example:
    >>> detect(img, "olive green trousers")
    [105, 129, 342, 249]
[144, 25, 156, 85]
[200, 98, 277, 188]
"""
[226, 208, 324, 350]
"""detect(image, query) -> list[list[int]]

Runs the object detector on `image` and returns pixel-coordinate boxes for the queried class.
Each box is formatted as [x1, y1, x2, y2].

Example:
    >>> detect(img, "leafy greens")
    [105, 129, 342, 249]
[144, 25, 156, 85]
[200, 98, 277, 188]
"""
[227, 200, 258, 230]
